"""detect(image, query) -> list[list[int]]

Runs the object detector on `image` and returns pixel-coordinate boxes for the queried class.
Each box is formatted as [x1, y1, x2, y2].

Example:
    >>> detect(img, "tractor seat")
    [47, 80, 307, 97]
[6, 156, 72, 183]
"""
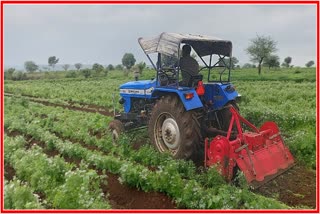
[180, 74, 203, 87]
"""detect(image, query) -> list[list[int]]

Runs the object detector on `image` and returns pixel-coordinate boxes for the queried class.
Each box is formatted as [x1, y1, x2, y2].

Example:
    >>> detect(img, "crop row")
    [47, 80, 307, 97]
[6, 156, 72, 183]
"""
[4, 96, 289, 209]
[236, 81, 315, 126]
[4, 178, 44, 209]
[236, 81, 316, 168]
[4, 75, 316, 168]
[4, 134, 111, 209]
[4, 78, 315, 132]
[4, 96, 198, 178]
[4, 77, 123, 109]
[4, 78, 316, 168]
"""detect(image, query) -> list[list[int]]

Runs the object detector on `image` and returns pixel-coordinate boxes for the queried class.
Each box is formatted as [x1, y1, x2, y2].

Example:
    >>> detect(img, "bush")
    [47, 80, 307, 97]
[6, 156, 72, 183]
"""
[65, 71, 77, 78]
[12, 72, 27, 81]
[81, 69, 92, 78]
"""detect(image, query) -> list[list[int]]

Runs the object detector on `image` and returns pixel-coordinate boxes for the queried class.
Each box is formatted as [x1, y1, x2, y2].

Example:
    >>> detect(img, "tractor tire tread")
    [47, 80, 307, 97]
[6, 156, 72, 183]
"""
[148, 94, 202, 160]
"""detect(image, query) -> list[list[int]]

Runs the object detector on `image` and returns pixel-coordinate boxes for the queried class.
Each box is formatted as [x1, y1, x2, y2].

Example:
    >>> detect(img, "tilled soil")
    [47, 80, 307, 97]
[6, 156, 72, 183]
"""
[105, 172, 176, 209]
[4, 164, 16, 181]
[4, 93, 113, 116]
[255, 165, 316, 208]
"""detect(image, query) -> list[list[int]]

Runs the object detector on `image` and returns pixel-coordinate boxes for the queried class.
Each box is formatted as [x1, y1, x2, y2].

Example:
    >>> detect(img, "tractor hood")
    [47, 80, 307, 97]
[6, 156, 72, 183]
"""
[119, 80, 156, 113]
[120, 80, 156, 90]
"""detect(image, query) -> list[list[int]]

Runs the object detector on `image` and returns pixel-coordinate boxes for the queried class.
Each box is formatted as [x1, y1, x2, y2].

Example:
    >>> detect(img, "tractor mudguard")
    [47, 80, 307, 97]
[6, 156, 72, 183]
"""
[152, 87, 203, 111]
[204, 83, 239, 110]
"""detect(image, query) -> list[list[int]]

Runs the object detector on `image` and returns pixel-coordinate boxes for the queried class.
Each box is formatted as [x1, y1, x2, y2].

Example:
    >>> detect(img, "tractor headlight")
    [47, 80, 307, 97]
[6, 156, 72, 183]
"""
[119, 97, 125, 105]
[236, 94, 242, 102]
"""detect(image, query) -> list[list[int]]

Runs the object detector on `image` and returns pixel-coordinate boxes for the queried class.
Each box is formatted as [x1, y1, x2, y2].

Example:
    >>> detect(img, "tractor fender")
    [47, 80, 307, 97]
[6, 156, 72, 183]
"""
[152, 88, 203, 111]
[204, 83, 239, 110]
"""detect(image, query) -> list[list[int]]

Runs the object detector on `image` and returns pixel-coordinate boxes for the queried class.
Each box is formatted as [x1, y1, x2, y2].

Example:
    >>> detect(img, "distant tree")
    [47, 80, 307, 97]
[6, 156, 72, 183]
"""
[24, 61, 38, 73]
[122, 53, 136, 69]
[8, 68, 15, 77]
[107, 64, 114, 70]
[81, 69, 91, 78]
[305, 60, 314, 68]
[62, 64, 70, 71]
[246, 35, 277, 75]
[48, 56, 59, 70]
[283, 57, 292, 68]
[219, 57, 239, 69]
[242, 63, 256, 69]
[137, 62, 146, 74]
[92, 63, 104, 75]
[264, 55, 280, 70]
[7, 67, 15, 74]
[4, 68, 15, 80]
[74, 63, 82, 71]
[229, 57, 239, 69]
[115, 64, 123, 70]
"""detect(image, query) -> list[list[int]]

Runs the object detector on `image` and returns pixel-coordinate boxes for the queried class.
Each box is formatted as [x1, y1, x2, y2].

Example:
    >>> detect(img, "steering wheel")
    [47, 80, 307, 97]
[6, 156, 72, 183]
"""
[162, 67, 176, 74]
[158, 67, 177, 86]
[159, 67, 176, 78]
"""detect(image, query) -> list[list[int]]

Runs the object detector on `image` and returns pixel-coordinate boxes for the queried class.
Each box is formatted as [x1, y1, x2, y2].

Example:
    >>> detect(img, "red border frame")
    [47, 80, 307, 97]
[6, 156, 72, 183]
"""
[0, 1, 319, 213]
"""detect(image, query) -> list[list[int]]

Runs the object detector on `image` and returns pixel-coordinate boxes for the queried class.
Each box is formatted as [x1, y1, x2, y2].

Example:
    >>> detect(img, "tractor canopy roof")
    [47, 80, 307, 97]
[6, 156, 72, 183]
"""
[138, 32, 232, 58]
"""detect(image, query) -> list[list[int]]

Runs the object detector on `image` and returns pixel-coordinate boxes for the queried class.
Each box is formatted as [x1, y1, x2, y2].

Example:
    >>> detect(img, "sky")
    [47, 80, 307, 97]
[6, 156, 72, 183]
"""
[4, 4, 317, 69]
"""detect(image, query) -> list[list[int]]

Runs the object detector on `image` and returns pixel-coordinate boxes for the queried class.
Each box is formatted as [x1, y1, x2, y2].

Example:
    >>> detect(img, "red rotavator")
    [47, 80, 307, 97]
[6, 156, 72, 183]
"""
[205, 106, 295, 188]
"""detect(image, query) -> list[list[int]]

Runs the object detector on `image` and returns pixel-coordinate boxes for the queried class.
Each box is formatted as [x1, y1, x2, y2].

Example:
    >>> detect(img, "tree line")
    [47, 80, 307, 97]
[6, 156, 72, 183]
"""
[5, 35, 315, 80]
[246, 35, 314, 74]
[5, 53, 146, 80]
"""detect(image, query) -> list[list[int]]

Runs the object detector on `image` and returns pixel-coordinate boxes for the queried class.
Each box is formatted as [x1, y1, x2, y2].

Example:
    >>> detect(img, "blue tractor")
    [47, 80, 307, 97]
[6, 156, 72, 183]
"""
[109, 32, 240, 160]
[110, 33, 295, 186]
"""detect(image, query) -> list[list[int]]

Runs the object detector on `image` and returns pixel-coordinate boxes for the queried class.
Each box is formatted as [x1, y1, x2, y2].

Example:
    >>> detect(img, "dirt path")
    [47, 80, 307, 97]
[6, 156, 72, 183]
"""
[105, 172, 175, 209]
[4, 93, 114, 117]
[255, 165, 316, 208]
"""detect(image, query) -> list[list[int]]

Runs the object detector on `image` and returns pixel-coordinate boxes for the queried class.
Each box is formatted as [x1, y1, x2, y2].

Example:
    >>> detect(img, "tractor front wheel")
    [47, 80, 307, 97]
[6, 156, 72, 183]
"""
[148, 95, 201, 160]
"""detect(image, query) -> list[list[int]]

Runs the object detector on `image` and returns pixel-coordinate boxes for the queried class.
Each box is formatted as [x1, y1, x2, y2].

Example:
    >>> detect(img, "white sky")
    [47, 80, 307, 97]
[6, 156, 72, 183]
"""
[4, 4, 317, 68]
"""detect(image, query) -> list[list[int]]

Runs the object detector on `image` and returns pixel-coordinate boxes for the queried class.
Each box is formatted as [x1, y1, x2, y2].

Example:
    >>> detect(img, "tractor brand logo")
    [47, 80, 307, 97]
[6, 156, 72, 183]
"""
[120, 88, 153, 95]
[128, 89, 141, 94]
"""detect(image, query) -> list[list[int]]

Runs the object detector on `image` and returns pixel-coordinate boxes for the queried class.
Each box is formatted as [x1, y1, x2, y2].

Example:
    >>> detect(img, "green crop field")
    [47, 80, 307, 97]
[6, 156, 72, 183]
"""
[3, 67, 317, 209]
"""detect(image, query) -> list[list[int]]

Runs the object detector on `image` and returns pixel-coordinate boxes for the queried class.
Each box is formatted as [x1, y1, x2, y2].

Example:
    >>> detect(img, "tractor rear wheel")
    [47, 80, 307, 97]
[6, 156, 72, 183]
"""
[219, 102, 240, 134]
[148, 95, 202, 160]
[108, 119, 124, 143]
